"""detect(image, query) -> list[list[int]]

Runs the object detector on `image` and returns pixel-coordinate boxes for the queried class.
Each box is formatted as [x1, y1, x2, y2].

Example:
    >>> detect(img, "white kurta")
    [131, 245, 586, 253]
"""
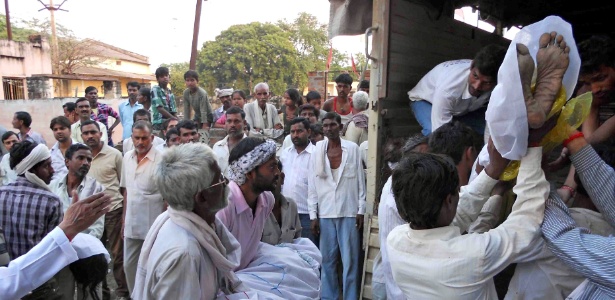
[387, 148, 548, 300]
[407, 59, 491, 132]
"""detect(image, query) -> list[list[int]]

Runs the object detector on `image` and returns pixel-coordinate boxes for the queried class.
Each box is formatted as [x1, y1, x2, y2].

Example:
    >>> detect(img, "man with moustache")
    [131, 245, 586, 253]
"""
[308, 111, 366, 300]
[212, 106, 247, 174]
[62, 102, 79, 124]
[175, 119, 201, 144]
[280, 104, 320, 151]
[85, 86, 121, 146]
[72, 97, 108, 144]
[0, 140, 63, 298]
[118, 82, 143, 141]
[243, 83, 283, 133]
[49, 116, 78, 181]
[133, 143, 250, 299]
[216, 137, 279, 270]
[120, 121, 164, 292]
[279, 117, 317, 245]
[50, 143, 106, 300]
[81, 120, 128, 300]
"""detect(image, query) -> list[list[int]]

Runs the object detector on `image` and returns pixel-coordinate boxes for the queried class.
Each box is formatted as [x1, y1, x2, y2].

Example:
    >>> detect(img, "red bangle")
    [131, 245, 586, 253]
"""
[563, 132, 584, 147]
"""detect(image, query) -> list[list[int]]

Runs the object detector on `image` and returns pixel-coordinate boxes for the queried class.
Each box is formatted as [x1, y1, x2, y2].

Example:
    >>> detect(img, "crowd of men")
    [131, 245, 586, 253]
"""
[0, 29, 614, 300]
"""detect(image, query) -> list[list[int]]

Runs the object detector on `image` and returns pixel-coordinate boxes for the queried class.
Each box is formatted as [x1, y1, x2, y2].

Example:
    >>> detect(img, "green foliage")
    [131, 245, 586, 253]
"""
[160, 62, 190, 98]
[167, 13, 361, 96]
[0, 15, 38, 42]
[197, 22, 301, 96]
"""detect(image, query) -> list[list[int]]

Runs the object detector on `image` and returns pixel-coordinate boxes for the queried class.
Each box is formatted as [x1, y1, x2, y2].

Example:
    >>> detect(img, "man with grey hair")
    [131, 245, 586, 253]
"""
[120, 120, 164, 293]
[133, 143, 249, 299]
[342, 90, 369, 145]
[243, 83, 282, 134]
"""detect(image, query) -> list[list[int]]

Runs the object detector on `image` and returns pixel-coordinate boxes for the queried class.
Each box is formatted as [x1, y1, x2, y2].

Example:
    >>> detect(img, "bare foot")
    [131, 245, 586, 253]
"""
[517, 43, 545, 128]
[534, 31, 570, 117]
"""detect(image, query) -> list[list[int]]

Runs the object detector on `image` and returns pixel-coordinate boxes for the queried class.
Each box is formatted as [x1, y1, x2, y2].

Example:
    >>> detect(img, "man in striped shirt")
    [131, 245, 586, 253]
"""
[542, 131, 615, 298]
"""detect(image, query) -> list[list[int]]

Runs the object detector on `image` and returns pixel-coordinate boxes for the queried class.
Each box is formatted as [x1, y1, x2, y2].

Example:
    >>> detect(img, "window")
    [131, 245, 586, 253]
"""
[2, 78, 25, 100]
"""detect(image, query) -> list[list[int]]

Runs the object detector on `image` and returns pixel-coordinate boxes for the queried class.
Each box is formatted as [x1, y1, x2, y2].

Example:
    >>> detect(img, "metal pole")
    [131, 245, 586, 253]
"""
[189, 0, 203, 70]
[4, 0, 12, 40]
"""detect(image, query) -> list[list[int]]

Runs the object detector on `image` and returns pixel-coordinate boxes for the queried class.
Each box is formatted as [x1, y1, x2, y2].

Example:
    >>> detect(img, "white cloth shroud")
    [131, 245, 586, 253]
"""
[219, 238, 322, 300]
[484, 15, 580, 163]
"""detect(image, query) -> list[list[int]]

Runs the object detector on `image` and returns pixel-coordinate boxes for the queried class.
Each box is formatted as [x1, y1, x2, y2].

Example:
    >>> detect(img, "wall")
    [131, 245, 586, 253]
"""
[0, 99, 126, 147]
[0, 38, 53, 99]
[98, 59, 152, 75]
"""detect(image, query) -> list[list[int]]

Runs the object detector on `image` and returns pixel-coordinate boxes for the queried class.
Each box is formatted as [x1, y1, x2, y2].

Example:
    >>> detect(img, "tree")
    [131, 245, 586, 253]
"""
[160, 62, 190, 98]
[20, 18, 103, 74]
[0, 15, 38, 42]
[197, 22, 301, 95]
[277, 12, 328, 88]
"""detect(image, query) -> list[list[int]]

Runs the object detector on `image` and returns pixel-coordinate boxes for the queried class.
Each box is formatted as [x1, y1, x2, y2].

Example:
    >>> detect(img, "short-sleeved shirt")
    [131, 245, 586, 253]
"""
[88, 144, 124, 211]
[151, 85, 177, 125]
[121, 147, 164, 240]
[118, 101, 144, 140]
[91, 102, 120, 130]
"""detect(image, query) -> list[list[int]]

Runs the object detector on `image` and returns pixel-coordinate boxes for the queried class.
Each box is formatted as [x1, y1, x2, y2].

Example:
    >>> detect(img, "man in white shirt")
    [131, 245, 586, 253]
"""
[280, 117, 316, 246]
[213, 106, 247, 175]
[155, 127, 180, 153]
[0, 192, 111, 300]
[72, 98, 108, 144]
[244, 82, 282, 134]
[0, 131, 18, 186]
[49, 143, 106, 299]
[120, 121, 164, 293]
[408, 44, 506, 136]
[132, 143, 246, 299]
[80, 120, 129, 299]
[49, 116, 78, 181]
[308, 112, 365, 300]
[280, 104, 320, 152]
[121, 109, 165, 154]
[387, 130, 550, 299]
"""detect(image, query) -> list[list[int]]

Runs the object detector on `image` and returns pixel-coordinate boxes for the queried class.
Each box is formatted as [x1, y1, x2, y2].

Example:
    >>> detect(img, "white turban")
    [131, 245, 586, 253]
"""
[14, 144, 52, 191]
[215, 88, 233, 98]
[226, 139, 277, 185]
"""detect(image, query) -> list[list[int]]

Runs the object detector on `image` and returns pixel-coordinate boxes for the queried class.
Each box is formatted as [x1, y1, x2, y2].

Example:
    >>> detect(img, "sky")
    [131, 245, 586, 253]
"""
[3, 0, 366, 71]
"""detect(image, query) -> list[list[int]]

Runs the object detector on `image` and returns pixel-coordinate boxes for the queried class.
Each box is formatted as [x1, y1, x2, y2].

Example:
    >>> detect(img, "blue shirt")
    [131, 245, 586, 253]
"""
[542, 145, 615, 299]
[118, 100, 144, 140]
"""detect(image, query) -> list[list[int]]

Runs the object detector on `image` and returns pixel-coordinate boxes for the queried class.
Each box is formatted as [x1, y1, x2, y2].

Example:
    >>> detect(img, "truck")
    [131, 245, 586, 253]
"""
[326, 0, 615, 298]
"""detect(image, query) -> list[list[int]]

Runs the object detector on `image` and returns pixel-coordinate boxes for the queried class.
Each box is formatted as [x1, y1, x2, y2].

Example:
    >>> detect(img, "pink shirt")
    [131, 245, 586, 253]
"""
[216, 180, 275, 270]
[216, 114, 227, 125]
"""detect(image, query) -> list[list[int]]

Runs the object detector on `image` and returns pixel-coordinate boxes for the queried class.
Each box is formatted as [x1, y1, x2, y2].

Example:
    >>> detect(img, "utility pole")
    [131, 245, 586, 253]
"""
[37, 0, 68, 74]
[189, 0, 205, 70]
[4, 0, 12, 40]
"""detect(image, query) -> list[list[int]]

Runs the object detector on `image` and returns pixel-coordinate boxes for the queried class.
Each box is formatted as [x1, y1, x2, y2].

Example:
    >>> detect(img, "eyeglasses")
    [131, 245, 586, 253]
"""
[206, 173, 229, 189]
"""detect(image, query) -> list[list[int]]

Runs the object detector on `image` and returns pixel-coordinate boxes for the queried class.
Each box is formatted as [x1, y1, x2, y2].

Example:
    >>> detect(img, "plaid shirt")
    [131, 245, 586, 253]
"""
[0, 177, 63, 259]
[91, 102, 120, 129]
[150, 85, 177, 125]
